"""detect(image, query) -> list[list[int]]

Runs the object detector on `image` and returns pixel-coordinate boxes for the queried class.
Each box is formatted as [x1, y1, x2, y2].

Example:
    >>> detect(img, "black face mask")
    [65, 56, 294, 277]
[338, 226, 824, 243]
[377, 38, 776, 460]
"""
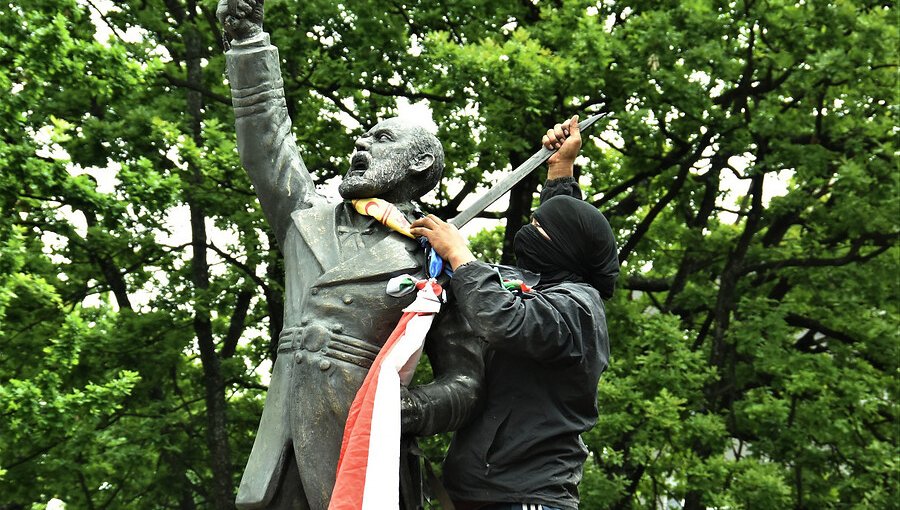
[513, 224, 579, 288]
[513, 196, 619, 298]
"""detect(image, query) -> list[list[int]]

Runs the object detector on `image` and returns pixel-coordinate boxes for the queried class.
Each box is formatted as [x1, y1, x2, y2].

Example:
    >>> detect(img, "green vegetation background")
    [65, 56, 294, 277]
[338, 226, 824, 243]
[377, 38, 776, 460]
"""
[1, 1, 896, 508]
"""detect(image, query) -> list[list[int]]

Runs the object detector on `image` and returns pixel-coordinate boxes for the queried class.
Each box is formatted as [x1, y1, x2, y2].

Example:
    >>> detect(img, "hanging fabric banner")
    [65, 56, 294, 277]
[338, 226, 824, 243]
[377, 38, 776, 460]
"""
[329, 277, 444, 510]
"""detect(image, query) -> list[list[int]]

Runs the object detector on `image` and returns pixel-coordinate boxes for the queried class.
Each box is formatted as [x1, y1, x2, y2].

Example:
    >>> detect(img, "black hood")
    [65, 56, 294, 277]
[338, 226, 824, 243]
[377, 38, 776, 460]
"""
[514, 195, 619, 299]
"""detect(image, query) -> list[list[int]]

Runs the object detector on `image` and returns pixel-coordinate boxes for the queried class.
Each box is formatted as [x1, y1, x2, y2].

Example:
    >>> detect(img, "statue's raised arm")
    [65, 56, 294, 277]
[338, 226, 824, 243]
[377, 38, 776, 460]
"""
[217, 0, 320, 247]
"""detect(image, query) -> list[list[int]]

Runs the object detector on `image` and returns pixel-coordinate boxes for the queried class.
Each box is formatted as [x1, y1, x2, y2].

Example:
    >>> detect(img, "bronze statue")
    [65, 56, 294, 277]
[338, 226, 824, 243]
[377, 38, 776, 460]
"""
[217, 1, 484, 508]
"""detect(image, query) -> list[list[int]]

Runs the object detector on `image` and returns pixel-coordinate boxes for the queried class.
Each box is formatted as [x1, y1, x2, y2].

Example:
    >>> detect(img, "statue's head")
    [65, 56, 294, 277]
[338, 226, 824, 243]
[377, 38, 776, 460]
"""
[338, 117, 444, 203]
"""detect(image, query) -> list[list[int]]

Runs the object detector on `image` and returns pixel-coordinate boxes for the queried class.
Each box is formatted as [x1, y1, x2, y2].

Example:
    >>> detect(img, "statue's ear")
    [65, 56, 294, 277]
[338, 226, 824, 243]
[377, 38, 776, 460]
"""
[409, 152, 435, 174]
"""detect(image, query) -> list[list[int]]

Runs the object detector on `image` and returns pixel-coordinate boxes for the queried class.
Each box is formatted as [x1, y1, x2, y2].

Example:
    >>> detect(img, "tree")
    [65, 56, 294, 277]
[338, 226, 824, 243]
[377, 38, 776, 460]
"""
[1, 0, 895, 508]
[2, 1, 264, 507]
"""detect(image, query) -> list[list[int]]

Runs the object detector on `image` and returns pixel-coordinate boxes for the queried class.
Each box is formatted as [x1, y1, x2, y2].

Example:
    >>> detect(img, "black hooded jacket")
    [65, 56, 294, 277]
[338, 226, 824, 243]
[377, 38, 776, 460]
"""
[442, 177, 617, 509]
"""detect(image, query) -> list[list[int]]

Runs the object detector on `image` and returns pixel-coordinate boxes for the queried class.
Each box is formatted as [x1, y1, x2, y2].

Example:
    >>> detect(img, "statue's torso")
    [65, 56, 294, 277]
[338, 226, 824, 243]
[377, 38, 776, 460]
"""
[281, 202, 425, 353]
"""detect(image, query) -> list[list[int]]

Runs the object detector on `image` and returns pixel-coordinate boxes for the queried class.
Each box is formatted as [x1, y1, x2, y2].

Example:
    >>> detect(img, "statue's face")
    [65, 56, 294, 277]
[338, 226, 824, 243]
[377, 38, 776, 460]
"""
[338, 118, 422, 201]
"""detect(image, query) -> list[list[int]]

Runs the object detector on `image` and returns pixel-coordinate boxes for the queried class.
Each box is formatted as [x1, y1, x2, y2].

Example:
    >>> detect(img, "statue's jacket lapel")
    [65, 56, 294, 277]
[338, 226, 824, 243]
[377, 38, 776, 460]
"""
[290, 204, 340, 275]
[291, 202, 422, 287]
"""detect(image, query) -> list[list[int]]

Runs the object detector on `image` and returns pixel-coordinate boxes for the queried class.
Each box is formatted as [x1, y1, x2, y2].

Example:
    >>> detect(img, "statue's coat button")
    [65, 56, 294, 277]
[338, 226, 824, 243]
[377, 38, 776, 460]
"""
[310, 288, 319, 296]
[294, 352, 303, 364]
[319, 359, 331, 371]
[342, 294, 353, 304]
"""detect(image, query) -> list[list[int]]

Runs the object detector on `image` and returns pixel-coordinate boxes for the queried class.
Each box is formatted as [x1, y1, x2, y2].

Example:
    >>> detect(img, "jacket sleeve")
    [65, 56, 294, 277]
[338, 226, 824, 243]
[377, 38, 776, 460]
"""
[226, 33, 322, 248]
[540, 176, 583, 203]
[450, 261, 599, 365]
[402, 302, 485, 436]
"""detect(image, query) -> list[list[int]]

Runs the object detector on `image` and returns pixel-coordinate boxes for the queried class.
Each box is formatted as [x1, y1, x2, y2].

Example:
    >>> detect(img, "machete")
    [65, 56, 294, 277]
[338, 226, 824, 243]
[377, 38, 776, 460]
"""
[449, 112, 609, 228]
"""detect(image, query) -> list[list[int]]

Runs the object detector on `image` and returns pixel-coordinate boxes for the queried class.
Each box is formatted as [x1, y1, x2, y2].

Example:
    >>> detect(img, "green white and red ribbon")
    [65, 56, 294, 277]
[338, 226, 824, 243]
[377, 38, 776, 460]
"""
[328, 277, 444, 510]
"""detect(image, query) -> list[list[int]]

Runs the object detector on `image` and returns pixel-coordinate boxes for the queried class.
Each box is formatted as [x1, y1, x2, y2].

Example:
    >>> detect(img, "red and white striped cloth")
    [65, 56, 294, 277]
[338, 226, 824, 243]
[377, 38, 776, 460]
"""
[329, 277, 444, 510]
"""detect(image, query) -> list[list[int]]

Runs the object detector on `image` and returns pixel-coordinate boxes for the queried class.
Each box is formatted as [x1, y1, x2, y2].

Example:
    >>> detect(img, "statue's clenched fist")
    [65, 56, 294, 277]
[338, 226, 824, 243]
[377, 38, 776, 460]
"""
[217, 0, 264, 42]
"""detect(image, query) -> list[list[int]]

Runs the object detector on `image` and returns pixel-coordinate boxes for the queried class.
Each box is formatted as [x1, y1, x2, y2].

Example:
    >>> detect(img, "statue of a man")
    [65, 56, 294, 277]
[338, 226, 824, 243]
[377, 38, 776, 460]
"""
[217, 1, 484, 508]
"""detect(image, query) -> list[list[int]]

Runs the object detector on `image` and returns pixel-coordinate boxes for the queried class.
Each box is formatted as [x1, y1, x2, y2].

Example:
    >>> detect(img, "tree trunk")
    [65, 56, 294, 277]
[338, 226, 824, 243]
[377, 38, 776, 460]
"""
[184, 22, 235, 510]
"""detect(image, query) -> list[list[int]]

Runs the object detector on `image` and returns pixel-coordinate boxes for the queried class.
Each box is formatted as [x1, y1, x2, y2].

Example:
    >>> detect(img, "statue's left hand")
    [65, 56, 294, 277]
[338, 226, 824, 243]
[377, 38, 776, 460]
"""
[217, 0, 265, 42]
[410, 215, 476, 271]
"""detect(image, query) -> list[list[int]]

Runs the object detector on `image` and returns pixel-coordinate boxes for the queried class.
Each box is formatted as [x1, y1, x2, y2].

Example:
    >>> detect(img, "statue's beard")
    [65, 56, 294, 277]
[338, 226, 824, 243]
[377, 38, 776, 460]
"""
[338, 153, 407, 200]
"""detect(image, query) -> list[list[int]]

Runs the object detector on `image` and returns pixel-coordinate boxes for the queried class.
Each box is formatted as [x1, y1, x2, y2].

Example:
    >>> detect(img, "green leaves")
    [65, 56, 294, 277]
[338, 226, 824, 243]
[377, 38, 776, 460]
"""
[1, 0, 895, 507]
[0, 301, 141, 497]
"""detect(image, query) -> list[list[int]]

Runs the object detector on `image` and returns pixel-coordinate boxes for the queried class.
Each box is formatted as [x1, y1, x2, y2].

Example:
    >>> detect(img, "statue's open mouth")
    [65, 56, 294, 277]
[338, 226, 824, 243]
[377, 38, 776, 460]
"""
[348, 152, 370, 176]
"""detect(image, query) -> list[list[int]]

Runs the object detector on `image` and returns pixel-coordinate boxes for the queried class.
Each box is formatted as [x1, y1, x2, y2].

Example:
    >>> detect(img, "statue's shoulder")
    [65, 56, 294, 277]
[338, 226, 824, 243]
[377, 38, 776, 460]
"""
[289, 198, 343, 229]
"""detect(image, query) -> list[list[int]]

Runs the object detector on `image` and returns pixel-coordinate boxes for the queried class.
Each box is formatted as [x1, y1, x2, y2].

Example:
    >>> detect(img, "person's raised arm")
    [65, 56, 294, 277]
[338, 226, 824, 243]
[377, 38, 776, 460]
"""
[541, 114, 584, 203]
[218, 0, 321, 247]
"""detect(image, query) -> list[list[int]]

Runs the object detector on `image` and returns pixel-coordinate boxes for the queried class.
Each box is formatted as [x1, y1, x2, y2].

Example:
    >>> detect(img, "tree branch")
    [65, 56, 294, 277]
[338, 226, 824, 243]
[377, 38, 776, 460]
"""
[742, 242, 892, 275]
[786, 313, 861, 346]
[367, 85, 451, 103]
[207, 242, 270, 292]
[83, 0, 129, 43]
[622, 276, 670, 292]
[433, 179, 476, 218]
[617, 164, 690, 264]
[162, 72, 231, 106]
[220, 290, 253, 359]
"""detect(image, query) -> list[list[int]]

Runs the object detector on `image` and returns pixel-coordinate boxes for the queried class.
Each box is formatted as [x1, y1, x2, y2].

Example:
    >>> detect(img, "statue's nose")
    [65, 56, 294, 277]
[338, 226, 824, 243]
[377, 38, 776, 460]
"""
[355, 136, 371, 152]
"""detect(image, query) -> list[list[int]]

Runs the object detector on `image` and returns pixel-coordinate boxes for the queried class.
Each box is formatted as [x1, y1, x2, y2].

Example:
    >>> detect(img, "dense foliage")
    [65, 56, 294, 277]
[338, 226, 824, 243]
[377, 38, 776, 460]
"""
[1, 1, 896, 509]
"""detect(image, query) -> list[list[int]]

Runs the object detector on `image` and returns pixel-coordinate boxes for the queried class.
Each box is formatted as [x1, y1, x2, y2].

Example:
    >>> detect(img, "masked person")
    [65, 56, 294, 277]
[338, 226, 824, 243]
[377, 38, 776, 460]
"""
[410, 115, 619, 510]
